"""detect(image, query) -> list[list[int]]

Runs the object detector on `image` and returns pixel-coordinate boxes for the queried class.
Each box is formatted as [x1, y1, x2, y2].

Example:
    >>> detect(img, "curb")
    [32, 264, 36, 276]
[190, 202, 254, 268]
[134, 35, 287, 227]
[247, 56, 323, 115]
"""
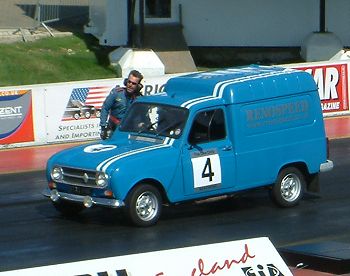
[0, 27, 73, 43]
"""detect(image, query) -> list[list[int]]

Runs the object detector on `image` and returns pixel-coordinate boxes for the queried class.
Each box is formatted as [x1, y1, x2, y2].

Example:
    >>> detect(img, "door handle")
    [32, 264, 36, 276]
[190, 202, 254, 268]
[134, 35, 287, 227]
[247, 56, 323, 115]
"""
[222, 145, 232, 151]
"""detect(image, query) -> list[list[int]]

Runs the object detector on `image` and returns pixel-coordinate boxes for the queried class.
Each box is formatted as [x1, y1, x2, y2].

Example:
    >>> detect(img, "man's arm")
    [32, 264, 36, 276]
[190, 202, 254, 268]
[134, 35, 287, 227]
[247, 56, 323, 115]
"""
[100, 89, 117, 127]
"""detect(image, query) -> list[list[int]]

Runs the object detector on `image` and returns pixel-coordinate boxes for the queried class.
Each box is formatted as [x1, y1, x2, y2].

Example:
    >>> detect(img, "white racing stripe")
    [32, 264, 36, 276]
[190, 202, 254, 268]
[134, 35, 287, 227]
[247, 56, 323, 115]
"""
[97, 138, 174, 172]
[180, 68, 297, 109]
[184, 97, 217, 109]
[181, 95, 215, 108]
[216, 69, 297, 98]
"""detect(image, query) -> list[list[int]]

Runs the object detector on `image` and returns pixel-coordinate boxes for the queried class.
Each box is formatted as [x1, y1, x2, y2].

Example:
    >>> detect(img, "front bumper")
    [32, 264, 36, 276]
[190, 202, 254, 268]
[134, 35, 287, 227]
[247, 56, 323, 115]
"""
[42, 188, 125, 208]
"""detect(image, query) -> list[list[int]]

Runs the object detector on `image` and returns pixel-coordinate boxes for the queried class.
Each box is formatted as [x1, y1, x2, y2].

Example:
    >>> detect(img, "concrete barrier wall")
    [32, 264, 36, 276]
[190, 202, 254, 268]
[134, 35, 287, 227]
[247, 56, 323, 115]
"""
[0, 74, 179, 149]
[0, 60, 349, 149]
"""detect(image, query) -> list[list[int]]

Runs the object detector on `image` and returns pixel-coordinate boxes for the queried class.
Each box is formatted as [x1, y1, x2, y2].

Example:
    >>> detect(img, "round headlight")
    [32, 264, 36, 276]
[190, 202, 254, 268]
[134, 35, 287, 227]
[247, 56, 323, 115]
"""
[96, 172, 108, 187]
[51, 166, 63, 181]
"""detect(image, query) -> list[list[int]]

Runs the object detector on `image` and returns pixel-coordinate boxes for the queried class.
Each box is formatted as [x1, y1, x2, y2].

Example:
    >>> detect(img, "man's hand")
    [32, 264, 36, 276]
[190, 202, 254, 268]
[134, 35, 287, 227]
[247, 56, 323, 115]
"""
[100, 127, 108, 140]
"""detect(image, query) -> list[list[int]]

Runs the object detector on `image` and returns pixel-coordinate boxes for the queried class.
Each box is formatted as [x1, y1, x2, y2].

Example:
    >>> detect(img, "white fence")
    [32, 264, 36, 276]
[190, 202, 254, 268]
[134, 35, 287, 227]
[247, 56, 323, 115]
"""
[0, 0, 89, 29]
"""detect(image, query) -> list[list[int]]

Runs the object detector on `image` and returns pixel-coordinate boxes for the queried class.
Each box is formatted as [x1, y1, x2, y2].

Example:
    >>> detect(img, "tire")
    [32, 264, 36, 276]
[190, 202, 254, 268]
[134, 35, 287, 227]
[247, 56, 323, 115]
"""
[52, 201, 84, 216]
[271, 167, 305, 207]
[125, 184, 162, 227]
[84, 111, 91, 119]
[73, 113, 80, 120]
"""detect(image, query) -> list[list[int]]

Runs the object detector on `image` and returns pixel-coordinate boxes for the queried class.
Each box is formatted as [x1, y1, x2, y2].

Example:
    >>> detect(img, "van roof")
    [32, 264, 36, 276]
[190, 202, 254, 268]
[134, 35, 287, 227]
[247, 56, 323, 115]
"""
[163, 65, 317, 107]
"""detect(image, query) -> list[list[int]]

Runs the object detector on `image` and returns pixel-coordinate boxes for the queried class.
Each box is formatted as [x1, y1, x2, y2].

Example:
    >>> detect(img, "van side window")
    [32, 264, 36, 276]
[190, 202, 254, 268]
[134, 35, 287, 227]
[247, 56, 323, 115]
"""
[189, 109, 226, 144]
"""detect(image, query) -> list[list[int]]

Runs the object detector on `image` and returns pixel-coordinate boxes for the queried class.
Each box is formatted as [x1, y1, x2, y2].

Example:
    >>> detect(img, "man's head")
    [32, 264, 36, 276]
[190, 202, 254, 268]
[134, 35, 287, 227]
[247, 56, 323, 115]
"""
[125, 70, 143, 94]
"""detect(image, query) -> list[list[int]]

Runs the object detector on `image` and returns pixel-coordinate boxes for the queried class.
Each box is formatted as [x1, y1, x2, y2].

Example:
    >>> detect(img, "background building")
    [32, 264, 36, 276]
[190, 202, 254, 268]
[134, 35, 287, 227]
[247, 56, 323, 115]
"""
[84, 0, 350, 72]
[1, 0, 349, 72]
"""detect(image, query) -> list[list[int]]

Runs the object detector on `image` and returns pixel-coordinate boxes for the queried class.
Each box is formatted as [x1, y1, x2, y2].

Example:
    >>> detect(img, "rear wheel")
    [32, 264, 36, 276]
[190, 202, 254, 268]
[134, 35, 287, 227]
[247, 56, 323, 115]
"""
[271, 167, 305, 207]
[125, 184, 162, 227]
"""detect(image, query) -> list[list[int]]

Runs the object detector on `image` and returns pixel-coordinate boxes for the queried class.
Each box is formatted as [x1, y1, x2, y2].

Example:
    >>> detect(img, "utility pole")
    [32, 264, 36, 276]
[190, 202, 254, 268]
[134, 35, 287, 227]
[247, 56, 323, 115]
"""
[320, 0, 326, 32]
[138, 0, 144, 48]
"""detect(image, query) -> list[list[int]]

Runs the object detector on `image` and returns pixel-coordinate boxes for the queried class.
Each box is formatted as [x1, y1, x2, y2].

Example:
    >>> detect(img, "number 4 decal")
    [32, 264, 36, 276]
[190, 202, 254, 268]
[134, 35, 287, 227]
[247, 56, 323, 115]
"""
[191, 153, 222, 189]
[202, 158, 214, 181]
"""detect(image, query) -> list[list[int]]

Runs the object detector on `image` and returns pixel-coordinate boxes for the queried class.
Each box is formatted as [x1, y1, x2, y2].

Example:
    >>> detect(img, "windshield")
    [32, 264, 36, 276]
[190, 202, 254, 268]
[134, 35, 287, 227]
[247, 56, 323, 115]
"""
[119, 102, 189, 139]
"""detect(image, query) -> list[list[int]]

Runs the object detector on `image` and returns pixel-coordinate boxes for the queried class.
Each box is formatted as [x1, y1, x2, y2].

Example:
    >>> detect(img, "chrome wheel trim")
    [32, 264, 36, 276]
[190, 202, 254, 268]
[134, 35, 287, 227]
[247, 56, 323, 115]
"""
[280, 173, 301, 202]
[135, 191, 159, 221]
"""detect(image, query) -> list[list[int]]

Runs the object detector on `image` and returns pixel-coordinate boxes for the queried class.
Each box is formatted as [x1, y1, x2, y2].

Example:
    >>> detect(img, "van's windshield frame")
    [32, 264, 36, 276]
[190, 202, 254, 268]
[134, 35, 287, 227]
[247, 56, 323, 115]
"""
[119, 102, 189, 139]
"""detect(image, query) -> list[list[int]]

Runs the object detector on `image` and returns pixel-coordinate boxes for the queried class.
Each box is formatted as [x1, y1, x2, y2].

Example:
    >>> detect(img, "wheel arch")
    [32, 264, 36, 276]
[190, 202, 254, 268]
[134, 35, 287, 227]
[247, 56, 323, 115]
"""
[278, 162, 309, 178]
[277, 162, 318, 192]
[127, 178, 170, 204]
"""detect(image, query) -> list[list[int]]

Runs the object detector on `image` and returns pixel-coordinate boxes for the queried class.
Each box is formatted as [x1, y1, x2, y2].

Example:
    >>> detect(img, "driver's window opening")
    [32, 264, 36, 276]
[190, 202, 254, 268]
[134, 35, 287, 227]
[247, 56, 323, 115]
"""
[189, 109, 226, 144]
[145, 0, 171, 18]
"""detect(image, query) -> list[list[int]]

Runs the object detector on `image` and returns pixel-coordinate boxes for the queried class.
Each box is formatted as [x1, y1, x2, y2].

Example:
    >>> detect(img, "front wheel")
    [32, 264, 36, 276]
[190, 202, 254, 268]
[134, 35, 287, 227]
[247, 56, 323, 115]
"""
[271, 167, 305, 207]
[125, 184, 162, 227]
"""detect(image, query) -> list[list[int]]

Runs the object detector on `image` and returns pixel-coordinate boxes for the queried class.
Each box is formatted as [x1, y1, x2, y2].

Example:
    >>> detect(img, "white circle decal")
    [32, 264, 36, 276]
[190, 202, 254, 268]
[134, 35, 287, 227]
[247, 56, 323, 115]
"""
[84, 144, 117, 153]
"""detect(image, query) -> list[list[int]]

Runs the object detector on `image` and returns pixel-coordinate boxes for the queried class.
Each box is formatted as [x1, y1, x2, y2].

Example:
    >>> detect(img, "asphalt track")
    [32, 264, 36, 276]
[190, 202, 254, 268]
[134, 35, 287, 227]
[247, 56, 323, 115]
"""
[0, 116, 348, 175]
[1, 116, 350, 275]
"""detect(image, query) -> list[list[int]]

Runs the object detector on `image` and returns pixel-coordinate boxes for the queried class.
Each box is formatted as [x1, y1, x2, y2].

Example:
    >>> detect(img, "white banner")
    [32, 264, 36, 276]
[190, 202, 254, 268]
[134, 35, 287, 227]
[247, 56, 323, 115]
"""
[0, 237, 292, 276]
[44, 75, 180, 143]
[0, 74, 182, 149]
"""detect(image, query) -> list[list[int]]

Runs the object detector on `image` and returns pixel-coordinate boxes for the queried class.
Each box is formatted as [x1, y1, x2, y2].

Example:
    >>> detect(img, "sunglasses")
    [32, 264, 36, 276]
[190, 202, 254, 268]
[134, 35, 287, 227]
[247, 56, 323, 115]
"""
[127, 80, 138, 85]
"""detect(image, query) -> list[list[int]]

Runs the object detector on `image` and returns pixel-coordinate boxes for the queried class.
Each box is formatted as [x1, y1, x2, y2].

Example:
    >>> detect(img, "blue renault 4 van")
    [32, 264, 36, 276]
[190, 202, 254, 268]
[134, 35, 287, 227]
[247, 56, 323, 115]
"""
[44, 65, 333, 226]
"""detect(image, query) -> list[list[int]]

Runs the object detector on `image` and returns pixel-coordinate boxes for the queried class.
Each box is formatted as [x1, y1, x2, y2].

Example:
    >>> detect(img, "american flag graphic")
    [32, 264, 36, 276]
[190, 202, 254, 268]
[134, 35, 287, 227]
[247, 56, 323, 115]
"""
[70, 86, 111, 109]
[62, 86, 112, 121]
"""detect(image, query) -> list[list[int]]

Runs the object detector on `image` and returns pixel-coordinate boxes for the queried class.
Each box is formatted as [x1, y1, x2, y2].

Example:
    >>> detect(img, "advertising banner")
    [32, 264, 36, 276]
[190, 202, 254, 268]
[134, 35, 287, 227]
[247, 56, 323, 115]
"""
[0, 89, 34, 144]
[292, 62, 350, 114]
[44, 81, 114, 143]
[44, 75, 176, 144]
[0, 237, 292, 276]
[3, 64, 349, 149]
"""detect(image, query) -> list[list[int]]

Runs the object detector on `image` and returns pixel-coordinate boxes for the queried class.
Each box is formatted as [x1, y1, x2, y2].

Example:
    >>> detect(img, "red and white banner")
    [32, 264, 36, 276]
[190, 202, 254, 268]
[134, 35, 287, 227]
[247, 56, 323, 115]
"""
[292, 62, 350, 114]
[0, 237, 292, 276]
[0, 89, 34, 144]
[1, 62, 350, 149]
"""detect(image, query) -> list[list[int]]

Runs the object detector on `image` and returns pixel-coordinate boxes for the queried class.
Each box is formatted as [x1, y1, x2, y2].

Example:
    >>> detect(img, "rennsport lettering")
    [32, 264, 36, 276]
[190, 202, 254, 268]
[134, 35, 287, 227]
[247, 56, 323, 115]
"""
[246, 100, 308, 122]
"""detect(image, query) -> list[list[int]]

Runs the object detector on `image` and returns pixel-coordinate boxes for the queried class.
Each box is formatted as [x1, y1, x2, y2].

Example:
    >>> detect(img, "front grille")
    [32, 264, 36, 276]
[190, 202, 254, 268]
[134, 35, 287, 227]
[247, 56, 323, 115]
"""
[58, 167, 100, 188]
[70, 185, 93, 196]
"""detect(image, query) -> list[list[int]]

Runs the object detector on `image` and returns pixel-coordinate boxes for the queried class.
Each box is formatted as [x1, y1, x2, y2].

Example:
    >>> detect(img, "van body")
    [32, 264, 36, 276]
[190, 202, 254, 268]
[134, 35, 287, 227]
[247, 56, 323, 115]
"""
[44, 65, 333, 226]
